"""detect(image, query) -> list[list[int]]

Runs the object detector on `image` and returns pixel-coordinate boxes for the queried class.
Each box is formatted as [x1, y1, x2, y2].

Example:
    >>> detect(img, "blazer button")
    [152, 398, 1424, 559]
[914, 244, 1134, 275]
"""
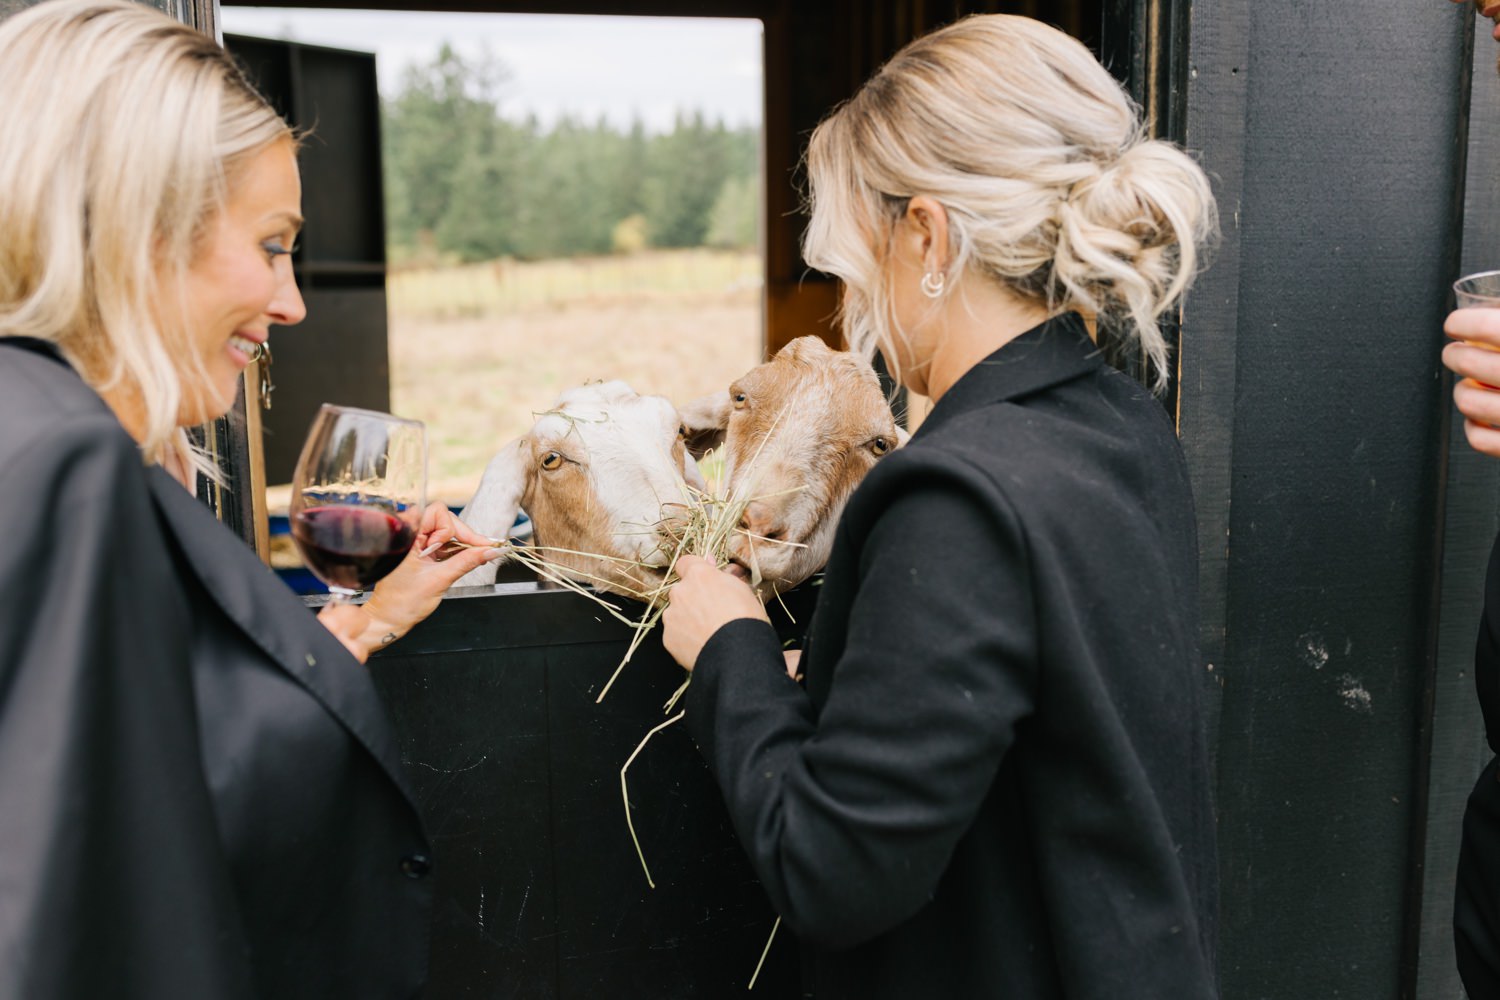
[400, 853, 432, 879]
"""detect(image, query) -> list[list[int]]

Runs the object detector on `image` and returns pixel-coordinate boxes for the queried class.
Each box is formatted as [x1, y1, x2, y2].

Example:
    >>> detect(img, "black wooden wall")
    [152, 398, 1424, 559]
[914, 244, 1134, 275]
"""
[1179, 3, 1483, 997]
[366, 586, 818, 997]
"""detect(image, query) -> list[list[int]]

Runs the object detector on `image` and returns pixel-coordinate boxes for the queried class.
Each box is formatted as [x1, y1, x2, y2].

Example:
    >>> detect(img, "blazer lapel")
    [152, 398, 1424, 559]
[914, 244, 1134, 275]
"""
[145, 468, 423, 812]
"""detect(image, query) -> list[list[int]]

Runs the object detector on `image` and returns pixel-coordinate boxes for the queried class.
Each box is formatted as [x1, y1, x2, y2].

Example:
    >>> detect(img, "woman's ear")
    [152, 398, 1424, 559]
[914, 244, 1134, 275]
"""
[904, 195, 950, 273]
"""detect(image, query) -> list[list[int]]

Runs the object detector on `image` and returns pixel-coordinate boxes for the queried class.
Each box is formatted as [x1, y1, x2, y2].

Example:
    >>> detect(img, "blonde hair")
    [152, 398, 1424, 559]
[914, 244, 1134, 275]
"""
[0, 0, 293, 473]
[803, 14, 1218, 394]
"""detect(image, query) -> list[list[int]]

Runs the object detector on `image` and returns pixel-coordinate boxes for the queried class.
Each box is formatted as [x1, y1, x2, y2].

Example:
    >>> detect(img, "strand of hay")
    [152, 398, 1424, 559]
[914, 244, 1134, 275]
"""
[747, 917, 781, 991]
[618, 709, 686, 889]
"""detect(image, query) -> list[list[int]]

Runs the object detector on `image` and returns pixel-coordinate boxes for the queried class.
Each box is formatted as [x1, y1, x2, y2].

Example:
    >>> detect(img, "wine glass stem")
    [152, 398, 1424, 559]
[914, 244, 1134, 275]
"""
[327, 587, 359, 607]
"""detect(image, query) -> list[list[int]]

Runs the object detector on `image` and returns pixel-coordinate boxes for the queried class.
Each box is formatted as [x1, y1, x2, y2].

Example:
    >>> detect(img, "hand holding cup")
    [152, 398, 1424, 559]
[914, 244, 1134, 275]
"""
[1444, 271, 1500, 456]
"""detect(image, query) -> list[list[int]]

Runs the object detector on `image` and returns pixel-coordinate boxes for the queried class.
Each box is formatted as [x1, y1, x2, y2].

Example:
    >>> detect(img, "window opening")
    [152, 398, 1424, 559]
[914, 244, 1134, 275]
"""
[222, 8, 765, 592]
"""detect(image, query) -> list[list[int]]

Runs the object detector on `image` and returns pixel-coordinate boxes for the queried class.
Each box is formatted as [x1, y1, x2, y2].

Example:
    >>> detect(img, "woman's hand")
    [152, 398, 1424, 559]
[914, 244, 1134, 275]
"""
[318, 502, 501, 662]
[1444, 307, 1500, 457]
[661, 554, 769, 672]
[1455, 0, 1500, 45]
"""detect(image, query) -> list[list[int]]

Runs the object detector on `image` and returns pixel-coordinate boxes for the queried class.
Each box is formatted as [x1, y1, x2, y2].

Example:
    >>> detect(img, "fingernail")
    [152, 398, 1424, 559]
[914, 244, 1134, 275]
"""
[419, 541, 443, 558]
[483, 549, 505, 561]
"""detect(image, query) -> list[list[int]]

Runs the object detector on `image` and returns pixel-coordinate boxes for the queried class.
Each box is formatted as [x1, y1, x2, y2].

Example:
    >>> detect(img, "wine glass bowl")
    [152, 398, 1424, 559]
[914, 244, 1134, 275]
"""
[288, 404, 427, 600]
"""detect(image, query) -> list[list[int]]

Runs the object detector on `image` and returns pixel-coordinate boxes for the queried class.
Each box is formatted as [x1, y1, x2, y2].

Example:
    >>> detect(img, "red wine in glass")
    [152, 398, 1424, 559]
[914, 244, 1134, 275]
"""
[291, 505, 417, 593]
[289, 404, 427, 602]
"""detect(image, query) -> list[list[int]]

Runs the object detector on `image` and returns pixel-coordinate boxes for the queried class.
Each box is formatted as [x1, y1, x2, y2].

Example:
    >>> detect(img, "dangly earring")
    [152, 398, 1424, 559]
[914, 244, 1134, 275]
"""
[920, 270, 946, 299]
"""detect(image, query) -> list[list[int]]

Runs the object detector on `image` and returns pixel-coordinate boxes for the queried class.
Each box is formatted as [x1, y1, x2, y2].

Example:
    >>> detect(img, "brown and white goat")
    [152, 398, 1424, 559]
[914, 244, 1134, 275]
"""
[453, 380, 704, 595]
[680, 335, 906, 596]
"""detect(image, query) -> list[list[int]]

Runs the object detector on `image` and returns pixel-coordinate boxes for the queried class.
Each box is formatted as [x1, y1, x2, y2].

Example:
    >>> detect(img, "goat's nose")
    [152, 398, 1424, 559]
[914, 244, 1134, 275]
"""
[739, 501, 781, 540]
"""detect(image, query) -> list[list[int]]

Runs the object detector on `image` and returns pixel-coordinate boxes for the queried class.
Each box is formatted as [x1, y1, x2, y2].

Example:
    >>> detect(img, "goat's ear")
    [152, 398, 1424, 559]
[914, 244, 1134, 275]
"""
[681, 449, 709, 493]
[460, 438, 529, 541]
[678, 392, 731, 459]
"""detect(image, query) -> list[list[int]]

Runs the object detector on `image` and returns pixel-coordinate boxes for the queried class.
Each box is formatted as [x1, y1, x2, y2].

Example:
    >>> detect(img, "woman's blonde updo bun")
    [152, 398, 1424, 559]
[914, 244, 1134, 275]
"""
[802, 14, 1218, 394]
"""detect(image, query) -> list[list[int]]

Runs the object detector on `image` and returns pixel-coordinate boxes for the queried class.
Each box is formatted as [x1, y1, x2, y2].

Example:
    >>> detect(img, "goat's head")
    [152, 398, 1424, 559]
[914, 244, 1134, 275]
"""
[680, 336, 905, 596]
[454, 380, 705, 596]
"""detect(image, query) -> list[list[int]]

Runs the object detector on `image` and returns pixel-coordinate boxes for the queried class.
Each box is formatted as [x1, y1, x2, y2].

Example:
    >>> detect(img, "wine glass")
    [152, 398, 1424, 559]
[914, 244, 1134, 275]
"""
[288, 404, 427, 603]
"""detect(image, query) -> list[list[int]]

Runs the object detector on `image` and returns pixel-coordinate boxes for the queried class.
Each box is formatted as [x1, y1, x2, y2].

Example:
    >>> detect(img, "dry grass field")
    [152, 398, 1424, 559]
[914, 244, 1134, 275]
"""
[386, 249, 764, 505]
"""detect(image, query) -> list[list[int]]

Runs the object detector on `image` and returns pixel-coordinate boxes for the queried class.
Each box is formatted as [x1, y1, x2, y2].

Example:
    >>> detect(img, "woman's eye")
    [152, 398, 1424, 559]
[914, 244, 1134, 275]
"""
[262, 240, 297, 260]
[540, 451, 564, 470]
[870, 436, 890, 456]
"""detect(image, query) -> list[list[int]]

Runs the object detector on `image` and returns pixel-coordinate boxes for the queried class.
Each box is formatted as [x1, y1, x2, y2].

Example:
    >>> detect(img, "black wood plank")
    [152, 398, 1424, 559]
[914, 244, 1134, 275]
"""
[372, 647, 557, 998]
[1180, 4, 1469, 997]
[367, 584, 815, 998]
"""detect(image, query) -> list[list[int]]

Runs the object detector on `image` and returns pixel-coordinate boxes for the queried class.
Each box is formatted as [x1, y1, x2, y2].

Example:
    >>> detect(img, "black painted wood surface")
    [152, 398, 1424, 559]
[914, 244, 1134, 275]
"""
[367, 583, 817, 998]
[1180, 3, 1474, 997]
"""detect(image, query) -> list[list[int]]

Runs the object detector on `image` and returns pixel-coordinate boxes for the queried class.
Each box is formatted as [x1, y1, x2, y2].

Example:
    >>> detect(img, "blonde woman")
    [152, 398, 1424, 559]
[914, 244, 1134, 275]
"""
[0, 2, 499, 996]
[663, 15, 1220, 999]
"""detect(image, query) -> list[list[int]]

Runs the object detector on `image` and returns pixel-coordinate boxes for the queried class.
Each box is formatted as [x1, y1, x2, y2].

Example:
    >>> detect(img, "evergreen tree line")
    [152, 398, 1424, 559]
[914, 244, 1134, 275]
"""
[382, 45, 760, 263]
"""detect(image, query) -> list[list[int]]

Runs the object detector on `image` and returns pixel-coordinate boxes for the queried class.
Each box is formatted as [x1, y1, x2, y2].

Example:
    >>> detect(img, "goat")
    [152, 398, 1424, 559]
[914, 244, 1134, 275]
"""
[680, 335, 906, 596]
[453, 380, 705, 595]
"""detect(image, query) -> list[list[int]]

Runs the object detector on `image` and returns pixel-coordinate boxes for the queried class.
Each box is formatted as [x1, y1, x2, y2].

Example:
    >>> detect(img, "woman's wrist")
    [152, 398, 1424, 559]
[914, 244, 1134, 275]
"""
[315, 601, 406, 663]
[349, 595, 407, 657]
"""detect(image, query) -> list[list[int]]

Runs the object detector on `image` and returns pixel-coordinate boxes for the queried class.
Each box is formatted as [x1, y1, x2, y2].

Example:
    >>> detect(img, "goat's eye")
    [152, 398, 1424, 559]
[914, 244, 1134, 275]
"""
[733, 392, 748, 409]
[871, 436, 891, 456]
[678, 424, 687, 439]
[540, 451, 564, 470]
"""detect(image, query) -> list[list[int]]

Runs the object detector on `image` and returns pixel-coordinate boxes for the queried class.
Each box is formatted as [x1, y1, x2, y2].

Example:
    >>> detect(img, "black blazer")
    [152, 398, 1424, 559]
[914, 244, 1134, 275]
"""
[686, 314, 1219, 999]
[0, 339, 433, 999]
[1455, 534, 1500, 998]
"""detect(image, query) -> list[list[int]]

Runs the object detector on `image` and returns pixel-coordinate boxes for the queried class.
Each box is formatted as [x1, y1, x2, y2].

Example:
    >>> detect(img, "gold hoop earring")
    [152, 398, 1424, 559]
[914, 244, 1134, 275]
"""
[920, 271, 946, 299]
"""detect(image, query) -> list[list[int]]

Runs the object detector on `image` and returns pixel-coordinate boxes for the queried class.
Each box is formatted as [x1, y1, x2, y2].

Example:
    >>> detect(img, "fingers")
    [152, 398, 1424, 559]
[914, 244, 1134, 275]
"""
[1457, 376, 1500, 424]
[416, 503, 498, 553]
[674, 554, 713, 576]
[1445, 307, 1500, 345]
[1465, 418, 1500, 458]
[1445, 341, 1500, 387]
[427, 544, 503, 586]
[417, 500, 449, 535]
[660, 601, 695, 672]
[445, 511, 498, 548]
[417, 526, 454, 557]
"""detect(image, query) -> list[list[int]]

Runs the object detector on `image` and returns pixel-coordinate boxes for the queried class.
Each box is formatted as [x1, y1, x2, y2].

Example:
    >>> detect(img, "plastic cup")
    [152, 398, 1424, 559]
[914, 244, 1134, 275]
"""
[1455, 270, 1500, 309]
[1452, 272, 1500, 389]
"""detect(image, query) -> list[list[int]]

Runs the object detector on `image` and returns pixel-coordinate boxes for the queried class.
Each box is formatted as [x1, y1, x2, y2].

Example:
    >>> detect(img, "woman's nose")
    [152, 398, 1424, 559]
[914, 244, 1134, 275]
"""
[268, 267, 307, 326]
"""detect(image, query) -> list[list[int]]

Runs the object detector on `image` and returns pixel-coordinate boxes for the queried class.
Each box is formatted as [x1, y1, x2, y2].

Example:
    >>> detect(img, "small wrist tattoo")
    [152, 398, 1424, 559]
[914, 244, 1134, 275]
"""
[379, 631, 398, 646]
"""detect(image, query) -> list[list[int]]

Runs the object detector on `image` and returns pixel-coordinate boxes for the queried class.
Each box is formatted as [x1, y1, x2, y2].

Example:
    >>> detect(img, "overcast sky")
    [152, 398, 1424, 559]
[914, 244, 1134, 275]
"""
[220, 7, 763, 133]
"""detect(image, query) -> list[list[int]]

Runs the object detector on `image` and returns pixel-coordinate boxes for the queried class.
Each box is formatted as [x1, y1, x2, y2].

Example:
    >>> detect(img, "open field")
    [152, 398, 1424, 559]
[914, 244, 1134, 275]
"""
[386, 249, 764, 504]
